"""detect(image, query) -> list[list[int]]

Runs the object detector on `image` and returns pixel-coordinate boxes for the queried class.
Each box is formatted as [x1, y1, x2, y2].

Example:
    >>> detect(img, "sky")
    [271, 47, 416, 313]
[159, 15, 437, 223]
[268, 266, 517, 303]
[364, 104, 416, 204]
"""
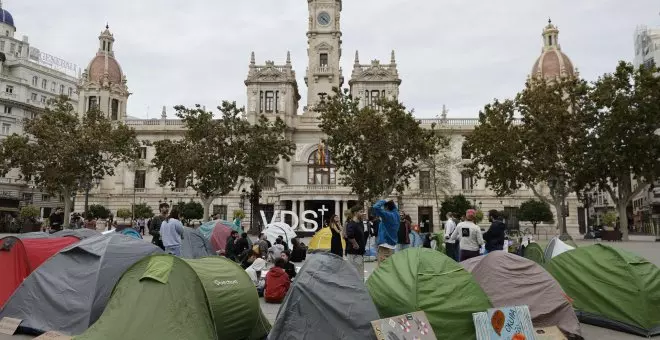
[7, 0, 659, 118]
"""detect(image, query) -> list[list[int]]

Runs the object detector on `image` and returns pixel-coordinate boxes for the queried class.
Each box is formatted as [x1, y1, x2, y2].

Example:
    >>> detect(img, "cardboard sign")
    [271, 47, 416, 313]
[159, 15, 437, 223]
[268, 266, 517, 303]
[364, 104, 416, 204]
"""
[0, 317, 21, 335]
[534, 326, 567, 340]
[473, 305, 536, 340]
[371, 311, 436, 340]
[34, 331, 73, 340]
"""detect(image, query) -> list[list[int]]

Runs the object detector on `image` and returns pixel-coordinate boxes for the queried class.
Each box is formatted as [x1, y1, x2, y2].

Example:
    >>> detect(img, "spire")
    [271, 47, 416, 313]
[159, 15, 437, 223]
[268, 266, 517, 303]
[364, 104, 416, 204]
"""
[250, 51, 255, 65]
[98, 24, 115, 54]
[542, 18, 560, 51]
[391, 50, 396, 64]
[441, 105, 448, 120]
[354, 50, 359, 65]
[286, 50, 291, 64]
[161, 106, 167, 119]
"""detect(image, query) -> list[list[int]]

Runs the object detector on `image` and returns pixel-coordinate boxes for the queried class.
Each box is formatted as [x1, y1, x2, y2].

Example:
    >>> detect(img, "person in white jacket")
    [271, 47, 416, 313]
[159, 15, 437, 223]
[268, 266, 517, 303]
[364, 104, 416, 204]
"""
[449, 209, 484, 262]
[246, 258, 267, 296]
[444, 212, 458, 261]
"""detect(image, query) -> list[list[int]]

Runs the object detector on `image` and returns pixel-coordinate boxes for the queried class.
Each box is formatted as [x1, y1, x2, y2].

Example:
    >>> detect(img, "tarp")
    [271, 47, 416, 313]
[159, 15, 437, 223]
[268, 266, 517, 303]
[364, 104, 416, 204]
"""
[308, 227, 345, 252]
[523, 242, 545, 265]
[269, 252, 379, 340]
[265, 222, 297, 250]
[545, 244, 660, 337]
[462, 251, 581, 336]
[181, 226, 212, 259]
[0, 236, 79, 307]
[0, 233, 162, 335]
[544, 237, 575, 262]
[52, 229, 100, 239]
[366, 248, 491, 339]
[77, 255, 270, 340]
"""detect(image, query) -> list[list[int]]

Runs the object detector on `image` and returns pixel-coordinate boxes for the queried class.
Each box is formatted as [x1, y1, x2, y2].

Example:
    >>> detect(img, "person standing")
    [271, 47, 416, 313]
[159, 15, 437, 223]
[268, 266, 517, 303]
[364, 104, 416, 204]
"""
[484, 210, 507, 254]
[235, 233, 251, 262]
[137, 217, 146, 236]
[149, 203, 169, 250]
[449, 209, 484, 262]
[328, 214, 344, 257]
[225, 230, 240, 261]
[397, 212, 411, 252]
[49, 208, 64, 233]
[373, 200, 400, 265]
[444, 212, 458, 261]
[161, 208, 184, 256]
[346, 209, 367, 281]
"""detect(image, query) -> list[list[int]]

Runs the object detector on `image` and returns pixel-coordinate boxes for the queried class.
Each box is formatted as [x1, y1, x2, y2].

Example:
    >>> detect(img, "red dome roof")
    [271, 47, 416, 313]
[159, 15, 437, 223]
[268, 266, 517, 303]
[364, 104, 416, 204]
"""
[532, 50, 574, 79]
[87, 54, 123, 84]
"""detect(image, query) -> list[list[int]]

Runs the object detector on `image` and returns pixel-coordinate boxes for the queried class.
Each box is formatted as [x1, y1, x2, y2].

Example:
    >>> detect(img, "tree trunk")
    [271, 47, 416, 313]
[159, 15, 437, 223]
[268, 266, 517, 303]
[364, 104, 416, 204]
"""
[553, 200, 567, 237]
[617, 203, 629, 241]
[249, 187, 262, 235]
[201, 197, 214, 222]
[62, 189, 72, 228]
[533, 222, 537, 235]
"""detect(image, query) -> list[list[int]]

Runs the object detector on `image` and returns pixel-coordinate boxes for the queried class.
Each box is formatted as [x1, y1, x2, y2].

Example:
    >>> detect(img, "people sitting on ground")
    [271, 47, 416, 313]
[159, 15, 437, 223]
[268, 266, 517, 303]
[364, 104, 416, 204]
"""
[257, 233, 271, 259]
[161, 208, 185, 256]
[276, 235, 290, 251]
[264, 258, 290, 303]
[114, 222, 143, 240]
[245, 258, 267, 297]
[449, 209, 484, 262]
[280, 250, 297, 281]
[235, 232, 251, 262]
[241, 249, 258, 269]
[225, 230, 240, 261]
[268, 239, 285, 263]
[290, 238, 307, 262]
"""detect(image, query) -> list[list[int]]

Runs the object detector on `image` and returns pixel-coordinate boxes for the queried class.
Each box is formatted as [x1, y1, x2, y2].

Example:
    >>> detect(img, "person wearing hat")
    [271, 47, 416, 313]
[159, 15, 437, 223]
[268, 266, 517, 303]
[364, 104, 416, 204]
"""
[449, 209, 484, 262]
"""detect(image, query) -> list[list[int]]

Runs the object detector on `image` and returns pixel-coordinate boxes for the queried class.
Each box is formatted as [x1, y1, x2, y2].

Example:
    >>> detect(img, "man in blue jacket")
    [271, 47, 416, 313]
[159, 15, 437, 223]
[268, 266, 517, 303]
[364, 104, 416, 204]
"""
[372, 200, 400, 265]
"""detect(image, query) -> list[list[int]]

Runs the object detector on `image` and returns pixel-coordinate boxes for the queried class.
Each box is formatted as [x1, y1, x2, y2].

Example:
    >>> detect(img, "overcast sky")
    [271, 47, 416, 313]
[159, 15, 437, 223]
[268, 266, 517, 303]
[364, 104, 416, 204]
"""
[8, 0, 659, 118]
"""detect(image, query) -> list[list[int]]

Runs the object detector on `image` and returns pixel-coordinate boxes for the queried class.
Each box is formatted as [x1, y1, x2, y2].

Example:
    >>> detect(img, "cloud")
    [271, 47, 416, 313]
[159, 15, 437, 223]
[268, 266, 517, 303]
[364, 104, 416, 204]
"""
[8, 0, 659, 118]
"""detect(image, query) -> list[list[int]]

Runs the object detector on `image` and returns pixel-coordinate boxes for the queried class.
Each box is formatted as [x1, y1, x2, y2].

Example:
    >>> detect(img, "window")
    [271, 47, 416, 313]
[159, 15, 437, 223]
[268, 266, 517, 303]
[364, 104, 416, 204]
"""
[262, 176, 276, 189]
[275, 91, 279, 113]
[137, 147, 147, 159]
[68, 87, 73, 97]
[1, 123, 9, 135]
[134, 170, 146, 189]
[175, 176, 187, 189]
[259, 91, 263, 113]
[548, 36, 553, 46]
[419, 171, 431, 192]
[88, 96, 98, 110]
[265, 91, 274, 112]
[111, 99, 119, 120]
[59, 85, 65, 94]
[461, 171, 474, 190]
[31, 93, 37, 101]
[5, 85, 13, 93]
[32, 76, 38, 87]
[0, 41, 4, 51]
[9, 43, 15, 54]
[319, 53, 328, 66]
[308, 148, 336, 185]
[22, 193, 33, 203]
[213, 205, 228, 220]
[41, 194, 50, 202]
[370, 90, 380, 108]
[461, 140, 471, 159]
[643, 58, 655, 69]
[3, 106, 11, 114]
[51, 81, 56, 92]
[41, 79, 47, 89]
[40, 95, 47, 103]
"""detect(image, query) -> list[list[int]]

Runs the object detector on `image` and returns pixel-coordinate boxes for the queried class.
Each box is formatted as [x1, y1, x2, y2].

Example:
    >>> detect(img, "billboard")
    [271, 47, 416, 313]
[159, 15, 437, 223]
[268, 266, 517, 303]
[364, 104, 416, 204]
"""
[28, 46, 78, 76]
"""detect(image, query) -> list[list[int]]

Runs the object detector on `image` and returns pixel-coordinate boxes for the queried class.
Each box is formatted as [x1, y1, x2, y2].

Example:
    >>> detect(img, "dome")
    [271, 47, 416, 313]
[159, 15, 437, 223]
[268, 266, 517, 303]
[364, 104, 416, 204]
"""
[0, 9, 14, 28]
[531, 19, 575, 79]
[87, 54, 123, 84]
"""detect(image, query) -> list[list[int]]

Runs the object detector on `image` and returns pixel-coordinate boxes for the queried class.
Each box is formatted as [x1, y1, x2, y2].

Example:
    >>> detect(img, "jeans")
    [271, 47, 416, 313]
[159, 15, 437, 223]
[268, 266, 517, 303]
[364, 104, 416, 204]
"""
[445, 243, 458, 261]
[165, 245, 181, 256]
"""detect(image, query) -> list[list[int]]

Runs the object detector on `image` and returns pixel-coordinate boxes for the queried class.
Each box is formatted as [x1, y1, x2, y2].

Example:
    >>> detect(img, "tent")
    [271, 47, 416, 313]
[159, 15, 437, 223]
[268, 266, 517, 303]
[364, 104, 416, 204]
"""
[544, 237, 575, 262]
[181, 226, 212, 259]
[264, 222, 297, 250]
[461, 251, 581, 337]
[269, 252, 379, 340]
[52, 228, 100, 239]
[209, 221, 233, 254]
[16, 232, 50, 239]
[307, 227, 345, 252]
[366, 248, 491, 339]
[0, 233, 162, 335]
[522, 242, 545, 265]
[0, 236, 79, 307]
[76, 255, 270, 340]
[545, 244, 660, 337]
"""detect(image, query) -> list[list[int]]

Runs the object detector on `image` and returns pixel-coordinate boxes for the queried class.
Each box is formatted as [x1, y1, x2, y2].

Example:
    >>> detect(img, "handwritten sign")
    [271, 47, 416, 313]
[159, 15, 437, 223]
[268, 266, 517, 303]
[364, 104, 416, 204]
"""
[371, 311, 436, 340]
[0, 317, 21, 335]
[34, 331, 73, 340]
[473, 305, 535, 340]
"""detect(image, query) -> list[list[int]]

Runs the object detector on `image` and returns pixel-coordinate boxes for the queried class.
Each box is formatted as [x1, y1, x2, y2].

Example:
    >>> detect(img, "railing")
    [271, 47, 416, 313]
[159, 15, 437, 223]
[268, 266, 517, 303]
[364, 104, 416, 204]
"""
[172, 188, 186, 193]
[419, 118, 523, 126]
[124, 119, 186, 127]
[254, 65, 287, 73]
[1, 92, 17, 99]
[0, 178, 12, 184]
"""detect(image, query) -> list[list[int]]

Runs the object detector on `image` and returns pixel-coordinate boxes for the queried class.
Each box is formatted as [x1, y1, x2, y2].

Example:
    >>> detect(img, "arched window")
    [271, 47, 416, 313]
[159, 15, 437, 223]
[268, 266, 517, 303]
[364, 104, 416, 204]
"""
[308, 149, 336, 185]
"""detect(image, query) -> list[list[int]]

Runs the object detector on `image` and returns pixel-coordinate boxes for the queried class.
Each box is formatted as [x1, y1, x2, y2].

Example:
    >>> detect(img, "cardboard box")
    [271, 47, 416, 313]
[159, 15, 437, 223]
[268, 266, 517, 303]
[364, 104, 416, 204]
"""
[371, 311, 436, 340]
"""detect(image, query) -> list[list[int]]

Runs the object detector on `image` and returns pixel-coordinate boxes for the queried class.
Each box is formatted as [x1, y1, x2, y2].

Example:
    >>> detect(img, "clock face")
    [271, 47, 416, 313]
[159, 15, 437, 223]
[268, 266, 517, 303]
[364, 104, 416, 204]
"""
[318, 12, 331, 26]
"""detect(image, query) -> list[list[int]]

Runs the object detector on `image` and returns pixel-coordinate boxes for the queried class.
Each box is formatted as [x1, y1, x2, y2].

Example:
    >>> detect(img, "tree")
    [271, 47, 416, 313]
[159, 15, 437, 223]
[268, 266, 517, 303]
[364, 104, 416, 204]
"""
[582, 61, 660, 240]
[88, 204, 111, 220]
[440, 195, 473, 221]
[116, 208, 132, 222]
[0, 96, 140, 227]
[518, 199, 554, 234]
[151, 102, 245, 221]
[465, 76, 593, 237]
[317, 88, 447, 205]
[602, 211, 618, 229]
[239, 115, 295, 234]
[422, 136, 459, 224]
[174, 201, 203, 224]
[132, 203, 154, 219]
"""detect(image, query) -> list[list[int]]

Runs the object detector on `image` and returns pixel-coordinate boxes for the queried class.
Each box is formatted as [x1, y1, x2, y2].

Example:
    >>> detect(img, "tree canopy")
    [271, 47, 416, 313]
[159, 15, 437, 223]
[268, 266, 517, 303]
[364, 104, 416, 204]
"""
[317, 88, 447, 204]
[174, 201, 204, 223]
[440, 194, 473, 221]
[518, 199, 554, 233]
[0, 96, 139, 226]
[88, 204, 111, 220]
[132, 203, 154, 219]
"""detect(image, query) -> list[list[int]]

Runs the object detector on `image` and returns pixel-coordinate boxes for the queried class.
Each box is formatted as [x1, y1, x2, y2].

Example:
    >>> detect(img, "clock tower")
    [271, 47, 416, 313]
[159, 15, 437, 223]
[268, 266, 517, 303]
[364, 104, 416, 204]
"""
[304, 0, 343, 111]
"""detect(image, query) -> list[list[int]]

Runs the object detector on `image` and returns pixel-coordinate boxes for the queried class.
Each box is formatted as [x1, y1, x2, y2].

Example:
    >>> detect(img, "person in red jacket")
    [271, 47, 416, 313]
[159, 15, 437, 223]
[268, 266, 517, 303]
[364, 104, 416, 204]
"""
[264, 258, 290, 303]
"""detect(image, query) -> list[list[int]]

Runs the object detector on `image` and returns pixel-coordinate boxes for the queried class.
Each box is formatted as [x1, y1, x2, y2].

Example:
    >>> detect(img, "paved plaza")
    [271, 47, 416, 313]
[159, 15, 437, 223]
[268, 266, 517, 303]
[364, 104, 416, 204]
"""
[0, 235, 658, 339]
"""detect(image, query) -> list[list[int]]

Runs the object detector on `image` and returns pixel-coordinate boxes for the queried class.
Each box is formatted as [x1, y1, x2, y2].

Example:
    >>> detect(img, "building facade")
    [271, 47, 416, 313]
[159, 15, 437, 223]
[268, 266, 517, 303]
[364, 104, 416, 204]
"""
[72, 2, 583, 237]
[0, 3, 80, 224]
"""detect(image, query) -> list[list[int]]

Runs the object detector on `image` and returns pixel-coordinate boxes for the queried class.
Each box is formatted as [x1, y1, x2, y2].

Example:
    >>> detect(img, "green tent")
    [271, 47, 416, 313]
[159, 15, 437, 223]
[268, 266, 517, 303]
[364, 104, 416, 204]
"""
[75, 255, 271, 340]
[366, 248, 491, 340]
[545, 244, 660, 337]
[523, 242, 545, 265]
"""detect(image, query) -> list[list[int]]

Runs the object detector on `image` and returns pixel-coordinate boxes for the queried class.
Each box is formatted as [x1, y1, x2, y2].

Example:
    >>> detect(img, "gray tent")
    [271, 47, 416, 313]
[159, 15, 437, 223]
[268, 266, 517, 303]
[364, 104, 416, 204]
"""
[16, 232, 50, 239]
[0, 233, 162, 336]
[180, 226, 212, 259]
[269, 252, 379, 340]
[52, 228, 100, 239]
[461, 251, 581, 337]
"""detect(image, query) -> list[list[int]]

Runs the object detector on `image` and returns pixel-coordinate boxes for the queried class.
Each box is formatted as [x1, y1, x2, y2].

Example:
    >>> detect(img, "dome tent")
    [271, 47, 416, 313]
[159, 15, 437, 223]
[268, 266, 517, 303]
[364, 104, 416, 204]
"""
[77, 255, 270, 340]
[461, 252, 581, 337]
[366, 248, 491, 339]
[52, 228, 100, 239]
[307, 226, 345, 252]
[269, 252, 378, 340]
[545, 244, 660, 337]
[0, 233, 162, 335]
[544, 237, 575, 262]
[522, 242, 545, 265]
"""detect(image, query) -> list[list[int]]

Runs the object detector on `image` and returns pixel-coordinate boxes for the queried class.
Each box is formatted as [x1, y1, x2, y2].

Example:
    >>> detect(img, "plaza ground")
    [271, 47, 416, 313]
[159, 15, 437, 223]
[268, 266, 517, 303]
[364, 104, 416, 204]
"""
[0, 235, 658, 339]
